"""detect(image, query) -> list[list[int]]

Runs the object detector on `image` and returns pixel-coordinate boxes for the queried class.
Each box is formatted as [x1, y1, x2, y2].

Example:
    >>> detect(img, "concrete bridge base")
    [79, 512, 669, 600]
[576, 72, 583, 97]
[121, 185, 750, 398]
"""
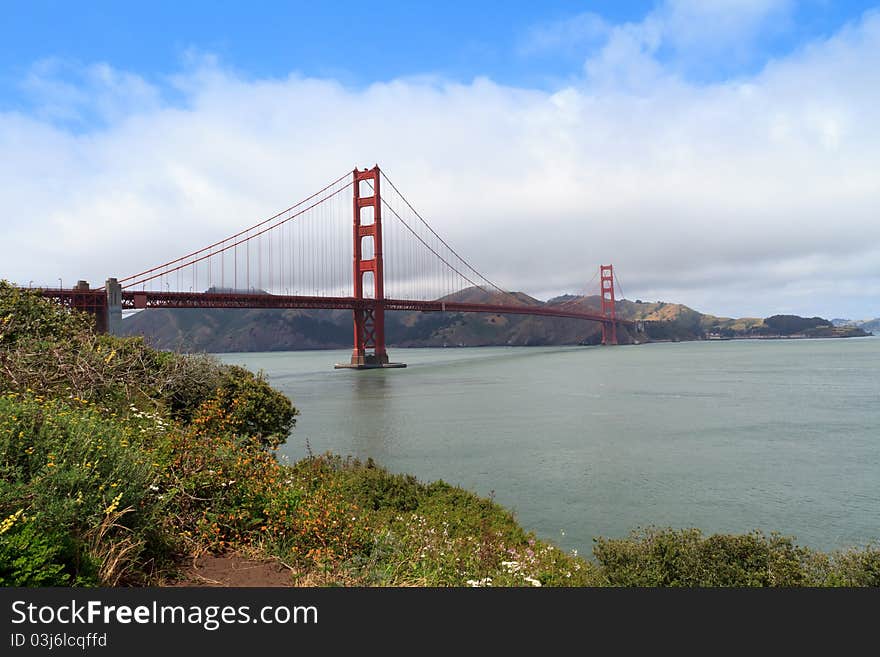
[105, 277, 122, 335]
[334, 362, 407, 370]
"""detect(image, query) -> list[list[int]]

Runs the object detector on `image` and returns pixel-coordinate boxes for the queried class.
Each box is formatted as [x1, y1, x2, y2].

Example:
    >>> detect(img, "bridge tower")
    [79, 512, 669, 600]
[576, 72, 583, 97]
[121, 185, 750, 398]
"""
[339, 165, 405, 369]
[600, 264, 618, 345]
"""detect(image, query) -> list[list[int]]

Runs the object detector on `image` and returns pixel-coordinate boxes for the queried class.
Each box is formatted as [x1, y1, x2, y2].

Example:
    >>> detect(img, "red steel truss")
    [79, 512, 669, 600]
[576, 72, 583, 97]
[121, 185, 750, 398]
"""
[600, 264, 617, 345]
[116, 291, 632, 327]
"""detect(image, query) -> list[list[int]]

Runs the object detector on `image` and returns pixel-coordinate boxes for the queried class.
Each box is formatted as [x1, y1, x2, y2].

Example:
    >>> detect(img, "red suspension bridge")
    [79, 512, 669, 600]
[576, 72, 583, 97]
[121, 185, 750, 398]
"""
[35, 165, 638, 368]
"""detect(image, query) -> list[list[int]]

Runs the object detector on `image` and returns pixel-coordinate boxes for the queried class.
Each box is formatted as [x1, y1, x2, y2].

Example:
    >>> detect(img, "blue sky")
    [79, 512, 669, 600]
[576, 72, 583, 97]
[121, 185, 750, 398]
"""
[3, 1, 876, 102]
[2, 1, 879, 318]
[1, 2, 654, 92]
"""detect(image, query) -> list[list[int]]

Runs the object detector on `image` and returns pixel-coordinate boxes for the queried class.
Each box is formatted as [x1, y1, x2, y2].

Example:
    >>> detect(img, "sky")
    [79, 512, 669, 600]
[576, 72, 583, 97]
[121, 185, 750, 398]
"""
[1, 0, 879, 320]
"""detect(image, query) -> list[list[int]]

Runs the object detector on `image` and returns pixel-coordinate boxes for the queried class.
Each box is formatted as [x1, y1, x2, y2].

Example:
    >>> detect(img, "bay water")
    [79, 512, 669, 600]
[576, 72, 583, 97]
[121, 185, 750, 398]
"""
[218, 337, 880, 555]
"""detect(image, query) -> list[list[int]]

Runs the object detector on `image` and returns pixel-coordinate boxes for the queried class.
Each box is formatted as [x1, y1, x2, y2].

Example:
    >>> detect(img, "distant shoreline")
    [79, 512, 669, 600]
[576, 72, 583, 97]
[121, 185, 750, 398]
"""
[704, 333, 874, 341]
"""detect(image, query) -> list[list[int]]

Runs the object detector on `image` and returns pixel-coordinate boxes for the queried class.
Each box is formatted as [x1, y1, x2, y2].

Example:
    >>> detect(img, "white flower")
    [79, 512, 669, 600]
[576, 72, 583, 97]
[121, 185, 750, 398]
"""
[466, 577, 493, 587]
[523, 576, 542, 587]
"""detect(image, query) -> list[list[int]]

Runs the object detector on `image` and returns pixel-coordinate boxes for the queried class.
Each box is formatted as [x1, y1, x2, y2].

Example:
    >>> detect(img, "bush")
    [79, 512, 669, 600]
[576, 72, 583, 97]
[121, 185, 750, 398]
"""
[0, 281, 91, 348]
[804, 545, 880, 587]
[593, 527, 829, 587]
[0, 284, 295, 434]
[0, 394, 166, 585]
[0, 514, 69, 586]
[204, 365, 297, 449]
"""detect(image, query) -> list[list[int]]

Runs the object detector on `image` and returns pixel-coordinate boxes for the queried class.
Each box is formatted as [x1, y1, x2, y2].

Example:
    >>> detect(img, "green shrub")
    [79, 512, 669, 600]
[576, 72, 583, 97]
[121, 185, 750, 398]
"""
[211, 365, 297, 449]
[331, 457, 426, 512]
[805, 545, 880, 587]
[0, 514, 69, 586]
[0, 281, 91, 348]
[592, 527, 816, 587]
[0, 394, 165, 585]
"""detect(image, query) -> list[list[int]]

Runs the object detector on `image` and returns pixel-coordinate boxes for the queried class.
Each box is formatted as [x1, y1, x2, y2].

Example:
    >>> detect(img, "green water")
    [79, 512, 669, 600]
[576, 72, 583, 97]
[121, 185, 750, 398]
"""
[218, 337, 880, 554]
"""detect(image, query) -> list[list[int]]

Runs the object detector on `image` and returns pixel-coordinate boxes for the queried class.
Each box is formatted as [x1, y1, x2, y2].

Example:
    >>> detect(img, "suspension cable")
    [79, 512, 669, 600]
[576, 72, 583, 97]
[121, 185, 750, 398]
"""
[118, 170, 352, 285]
[379, 171, 526, 305]
[123, 180, 353, 289]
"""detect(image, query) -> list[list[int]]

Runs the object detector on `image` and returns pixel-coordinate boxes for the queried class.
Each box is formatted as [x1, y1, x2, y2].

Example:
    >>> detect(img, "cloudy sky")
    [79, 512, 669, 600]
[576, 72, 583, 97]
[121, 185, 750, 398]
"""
[2, 0, 878, 319]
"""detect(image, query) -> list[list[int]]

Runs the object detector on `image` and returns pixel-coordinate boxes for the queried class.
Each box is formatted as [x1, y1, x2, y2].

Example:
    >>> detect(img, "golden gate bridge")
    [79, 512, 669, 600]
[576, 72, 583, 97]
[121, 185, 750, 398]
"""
[32, 165, 638, 368]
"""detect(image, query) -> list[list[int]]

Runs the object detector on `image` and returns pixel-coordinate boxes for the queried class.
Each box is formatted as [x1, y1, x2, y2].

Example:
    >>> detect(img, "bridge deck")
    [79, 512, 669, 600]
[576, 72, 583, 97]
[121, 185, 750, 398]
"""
[33, 289, 635, 327]
[116, 290, 632, 325]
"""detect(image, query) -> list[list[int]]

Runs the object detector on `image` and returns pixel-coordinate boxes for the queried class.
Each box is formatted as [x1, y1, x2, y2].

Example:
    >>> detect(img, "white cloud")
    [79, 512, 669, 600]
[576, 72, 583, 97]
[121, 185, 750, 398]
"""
[22, 58, 163, 125]
[519, 12, 610, 56]
[522, 1, 795, 83]
[1, 8, 879, 319]
[658, 0, 794, 54]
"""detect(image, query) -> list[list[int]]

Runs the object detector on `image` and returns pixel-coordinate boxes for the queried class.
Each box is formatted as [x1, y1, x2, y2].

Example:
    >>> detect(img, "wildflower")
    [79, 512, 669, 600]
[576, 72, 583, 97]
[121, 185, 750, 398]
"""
[466, 577, 493, 587]
[103, 493, 123, 515]
[0, 510, 25, 535]
[523, 576, 542, 587]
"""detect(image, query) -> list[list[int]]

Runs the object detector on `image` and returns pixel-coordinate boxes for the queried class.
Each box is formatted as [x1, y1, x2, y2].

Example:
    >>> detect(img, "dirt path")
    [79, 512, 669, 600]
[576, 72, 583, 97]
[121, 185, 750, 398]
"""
[171, 554, 296, 587]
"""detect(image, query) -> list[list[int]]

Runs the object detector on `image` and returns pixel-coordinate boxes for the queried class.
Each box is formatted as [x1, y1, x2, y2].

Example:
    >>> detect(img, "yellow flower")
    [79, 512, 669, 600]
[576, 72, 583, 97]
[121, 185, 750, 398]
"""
[0, 510, 24, 535]
[103, 492, 123, 515]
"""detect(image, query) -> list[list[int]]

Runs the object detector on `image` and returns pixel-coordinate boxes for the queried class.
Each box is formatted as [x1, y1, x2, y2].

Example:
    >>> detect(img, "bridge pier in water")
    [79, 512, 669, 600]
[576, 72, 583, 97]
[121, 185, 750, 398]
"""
[335, 165, 406, 370]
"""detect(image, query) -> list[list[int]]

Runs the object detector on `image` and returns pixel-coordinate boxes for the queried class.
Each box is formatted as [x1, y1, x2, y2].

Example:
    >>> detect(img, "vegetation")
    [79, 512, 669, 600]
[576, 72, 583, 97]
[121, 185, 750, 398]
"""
[762, 314, 831, 335]
[593, 528, 879, 587]
[1, 281, 878, 587]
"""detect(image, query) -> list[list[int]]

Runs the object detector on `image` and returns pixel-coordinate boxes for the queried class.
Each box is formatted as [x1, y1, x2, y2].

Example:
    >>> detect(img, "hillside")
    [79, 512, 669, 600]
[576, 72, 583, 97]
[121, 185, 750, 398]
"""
[833, 317, 880, 332]
[120, 287, 871, 352]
